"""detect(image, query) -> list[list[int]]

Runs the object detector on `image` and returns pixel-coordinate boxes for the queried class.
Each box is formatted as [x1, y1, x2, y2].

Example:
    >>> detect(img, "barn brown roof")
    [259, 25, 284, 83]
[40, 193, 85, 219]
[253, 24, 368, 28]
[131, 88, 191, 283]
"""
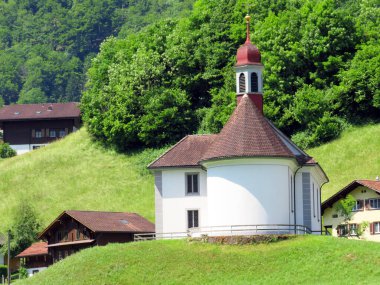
[16, 242, 48, 258]
[149, 95, 311, 169]
[322, 180, 380, 212]
[0, 102, 80, 122]
[39, 210, 154, 239]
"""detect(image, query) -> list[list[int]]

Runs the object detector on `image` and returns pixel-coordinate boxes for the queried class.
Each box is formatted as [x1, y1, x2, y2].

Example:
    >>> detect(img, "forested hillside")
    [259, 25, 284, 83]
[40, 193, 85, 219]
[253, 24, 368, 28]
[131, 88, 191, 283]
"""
[81, 0, 379, 150]
[0, 0, 194, 105]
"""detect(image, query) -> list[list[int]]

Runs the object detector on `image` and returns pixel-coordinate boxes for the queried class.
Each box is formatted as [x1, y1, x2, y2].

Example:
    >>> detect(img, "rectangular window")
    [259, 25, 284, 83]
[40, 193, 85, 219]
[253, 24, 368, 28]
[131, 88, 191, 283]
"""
[59, 129, 66, 137]
[374, 222, 380, 234]
[187, 210, 199, 229]
[352, 200, 364, 211]
[369, 199, 380, 209]
[49, 129, 57, 138]
[337, 224, 349, 237]
[57, 231, 62, 242]
[76, 229, 81, 240]
[349, 224, 358, 236]
[186, 173, 199, 194]
[35, 129, 43, 138]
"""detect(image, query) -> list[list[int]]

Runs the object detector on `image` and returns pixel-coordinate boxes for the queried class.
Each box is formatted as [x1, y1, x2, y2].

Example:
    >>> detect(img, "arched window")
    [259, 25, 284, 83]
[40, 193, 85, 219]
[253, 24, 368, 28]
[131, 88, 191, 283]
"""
[239, 73, 246, 93]
[251, 72, 258, 92]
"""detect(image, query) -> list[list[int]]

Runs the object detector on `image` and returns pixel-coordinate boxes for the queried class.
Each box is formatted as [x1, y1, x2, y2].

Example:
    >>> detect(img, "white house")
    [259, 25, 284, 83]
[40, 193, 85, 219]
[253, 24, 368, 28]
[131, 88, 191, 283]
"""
[148, 16, 328, 237]
[322, 179, 380, 241]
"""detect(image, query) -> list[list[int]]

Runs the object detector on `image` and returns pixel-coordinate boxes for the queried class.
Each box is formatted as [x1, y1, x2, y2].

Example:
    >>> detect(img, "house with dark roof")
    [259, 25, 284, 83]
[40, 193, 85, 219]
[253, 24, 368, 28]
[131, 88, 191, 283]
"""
[38, 210, 154, 263]
[16, 242, 52, 276]
[148, 15, 328, 237]
[0, 102, 81, 154]
[322, 179, 380, 241]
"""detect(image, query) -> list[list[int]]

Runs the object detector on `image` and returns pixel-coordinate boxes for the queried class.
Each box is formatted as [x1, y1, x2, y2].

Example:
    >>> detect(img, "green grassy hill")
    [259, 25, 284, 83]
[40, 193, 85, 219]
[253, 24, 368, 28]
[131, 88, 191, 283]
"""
[0, 129, 165, 232]
[16, 236, 380, 285]
[1, 123, 379, 233]
[308, 123, 380, 200]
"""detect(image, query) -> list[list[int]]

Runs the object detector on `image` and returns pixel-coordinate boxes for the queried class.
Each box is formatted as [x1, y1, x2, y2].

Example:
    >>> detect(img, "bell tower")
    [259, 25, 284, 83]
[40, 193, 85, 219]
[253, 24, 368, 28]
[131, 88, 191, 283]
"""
[235, 15, 264, 112]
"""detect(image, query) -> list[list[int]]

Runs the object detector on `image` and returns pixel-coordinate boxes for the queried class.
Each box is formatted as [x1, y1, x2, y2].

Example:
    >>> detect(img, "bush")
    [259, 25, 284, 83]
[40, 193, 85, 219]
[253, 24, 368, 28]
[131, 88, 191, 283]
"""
[0, 143, 16, 158]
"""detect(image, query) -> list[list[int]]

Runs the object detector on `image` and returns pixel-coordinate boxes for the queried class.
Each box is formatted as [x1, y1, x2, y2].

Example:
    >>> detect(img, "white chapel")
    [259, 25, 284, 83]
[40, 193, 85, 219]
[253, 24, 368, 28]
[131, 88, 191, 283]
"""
[148, 16, 328, 236]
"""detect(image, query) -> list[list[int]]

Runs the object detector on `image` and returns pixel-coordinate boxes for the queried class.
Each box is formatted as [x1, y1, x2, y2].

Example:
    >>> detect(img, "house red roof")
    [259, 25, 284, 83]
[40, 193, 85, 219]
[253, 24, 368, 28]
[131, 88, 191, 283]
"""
[322, 180, 380, 212]
[16, 242, 48, 258]
[148, 135, 217, 169]
[149, 95, 311, 169]
[39, 210, 154, 239]
[0, 102, 80, 122]
[200, 95, 295, 162]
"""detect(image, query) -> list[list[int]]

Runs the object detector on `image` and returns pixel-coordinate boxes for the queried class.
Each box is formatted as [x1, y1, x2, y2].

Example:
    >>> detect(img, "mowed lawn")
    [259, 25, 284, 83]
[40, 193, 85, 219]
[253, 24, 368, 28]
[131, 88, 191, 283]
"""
[0, 128, 166, 231]
[17, 236, 380, 285]
[308, 123, 380, 200]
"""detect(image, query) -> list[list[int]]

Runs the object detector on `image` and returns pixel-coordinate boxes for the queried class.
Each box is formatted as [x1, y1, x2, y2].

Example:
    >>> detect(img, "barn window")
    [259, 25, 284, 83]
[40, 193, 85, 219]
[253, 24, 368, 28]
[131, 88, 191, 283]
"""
[251, 72, 258, 92]
[187, 210, 199, 229]
[186, 173, 199, 194]
[239, 73, 246, 93]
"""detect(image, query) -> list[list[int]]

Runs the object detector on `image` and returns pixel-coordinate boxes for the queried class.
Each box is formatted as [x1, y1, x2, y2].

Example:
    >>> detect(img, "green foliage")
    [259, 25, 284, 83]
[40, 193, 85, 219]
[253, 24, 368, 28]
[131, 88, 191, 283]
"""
[335, 194, 356, 222]
[15, 236, 380, 285]
[1, 201, 40, 257]
[0, 0, 194, 105]
[0, 143, 16, 158]
[19, 266, 28, 279]
[82, 0, 379, 149]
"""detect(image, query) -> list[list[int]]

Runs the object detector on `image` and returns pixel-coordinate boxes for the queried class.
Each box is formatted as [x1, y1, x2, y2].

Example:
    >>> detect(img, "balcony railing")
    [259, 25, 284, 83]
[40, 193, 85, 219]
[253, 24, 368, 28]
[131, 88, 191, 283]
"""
[134, 224, 312, 241]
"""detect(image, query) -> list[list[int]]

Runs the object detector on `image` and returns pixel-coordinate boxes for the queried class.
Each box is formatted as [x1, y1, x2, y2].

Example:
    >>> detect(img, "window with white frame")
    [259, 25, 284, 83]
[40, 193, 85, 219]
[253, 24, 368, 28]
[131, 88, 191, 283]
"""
[374, 222, 380, 234]
[352, 200, 364, 211]
[369, 199, 380, 209]
[187, 210, 199, 229]
[49, 129, 57, 138]
[349, 224, 358, 236]
[186, 173, 199, 194]
[35, 129, 43, 138]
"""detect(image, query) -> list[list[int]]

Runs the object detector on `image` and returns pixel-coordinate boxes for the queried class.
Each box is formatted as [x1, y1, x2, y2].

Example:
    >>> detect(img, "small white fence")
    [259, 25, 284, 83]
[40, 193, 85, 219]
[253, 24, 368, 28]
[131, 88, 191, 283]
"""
[134, 224, 311, 241]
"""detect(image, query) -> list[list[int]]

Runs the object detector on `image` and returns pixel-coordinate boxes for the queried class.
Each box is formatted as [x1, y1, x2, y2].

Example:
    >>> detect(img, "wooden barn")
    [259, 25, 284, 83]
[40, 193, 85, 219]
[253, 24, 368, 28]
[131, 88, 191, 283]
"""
[38, 210, 154, 263]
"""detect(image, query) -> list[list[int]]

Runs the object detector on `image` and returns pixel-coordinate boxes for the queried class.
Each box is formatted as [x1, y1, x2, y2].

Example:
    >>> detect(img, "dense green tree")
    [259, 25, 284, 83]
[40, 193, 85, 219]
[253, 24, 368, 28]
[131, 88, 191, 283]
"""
[1, 201, 40, 257]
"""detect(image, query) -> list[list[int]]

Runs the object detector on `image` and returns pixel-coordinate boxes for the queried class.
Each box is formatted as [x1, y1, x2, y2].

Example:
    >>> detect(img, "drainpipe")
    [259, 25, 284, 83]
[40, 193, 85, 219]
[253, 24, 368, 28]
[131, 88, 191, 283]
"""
[320, 181, 329, 234]
[293, 166, 302, 234]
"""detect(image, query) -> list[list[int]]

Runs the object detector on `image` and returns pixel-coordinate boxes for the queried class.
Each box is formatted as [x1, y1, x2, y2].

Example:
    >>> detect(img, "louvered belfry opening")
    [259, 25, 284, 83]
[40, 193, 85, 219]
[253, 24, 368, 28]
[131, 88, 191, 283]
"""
[251, 72, 258, 92]
[239, 73, 246, 93]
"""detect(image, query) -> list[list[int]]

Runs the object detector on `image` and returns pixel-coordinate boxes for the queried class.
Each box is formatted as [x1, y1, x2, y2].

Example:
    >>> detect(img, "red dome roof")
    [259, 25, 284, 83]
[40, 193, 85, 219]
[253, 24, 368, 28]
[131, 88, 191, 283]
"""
[236, 40, 261, 66]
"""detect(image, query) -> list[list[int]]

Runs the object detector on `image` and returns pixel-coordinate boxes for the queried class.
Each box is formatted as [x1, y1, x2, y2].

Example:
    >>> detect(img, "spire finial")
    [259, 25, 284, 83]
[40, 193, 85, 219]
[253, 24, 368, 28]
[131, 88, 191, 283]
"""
[245, 14, 251, 43]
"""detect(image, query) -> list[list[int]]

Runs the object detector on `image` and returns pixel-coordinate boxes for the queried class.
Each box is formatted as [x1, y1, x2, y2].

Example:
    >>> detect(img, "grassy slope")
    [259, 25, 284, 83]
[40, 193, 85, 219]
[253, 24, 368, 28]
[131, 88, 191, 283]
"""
[308, 124, 380, 200]
[17, 236, 380, 285]
[0, 129, 165, 231]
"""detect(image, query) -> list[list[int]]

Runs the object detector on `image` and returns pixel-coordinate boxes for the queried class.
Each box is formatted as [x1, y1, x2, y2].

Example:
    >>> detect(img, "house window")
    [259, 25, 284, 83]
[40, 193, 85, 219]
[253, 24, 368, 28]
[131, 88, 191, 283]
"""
[59, 129, 66, 137]
[64, 231, 68, 241]
[186, 173, 199, 194]
[352, 200, 364, 211]
[57, 232, 62, 242]
[374, 222, 380, 234]
[76, 229, 81, 240]
[187, 210, 199, 229]
[251, 72, 258, 92]
[49, 129, 57, 138]
[349, 224, 358, 236]
[369, 199, 380, 209]
[35, 129, 43, 138]
[337, 224, 349, 237]
[239, 73, 246, 93]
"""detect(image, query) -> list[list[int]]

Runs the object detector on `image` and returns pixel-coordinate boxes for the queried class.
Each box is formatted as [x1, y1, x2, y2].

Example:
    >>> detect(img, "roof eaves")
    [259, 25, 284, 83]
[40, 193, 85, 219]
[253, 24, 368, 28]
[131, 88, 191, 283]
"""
[147, 135, 190, 169]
